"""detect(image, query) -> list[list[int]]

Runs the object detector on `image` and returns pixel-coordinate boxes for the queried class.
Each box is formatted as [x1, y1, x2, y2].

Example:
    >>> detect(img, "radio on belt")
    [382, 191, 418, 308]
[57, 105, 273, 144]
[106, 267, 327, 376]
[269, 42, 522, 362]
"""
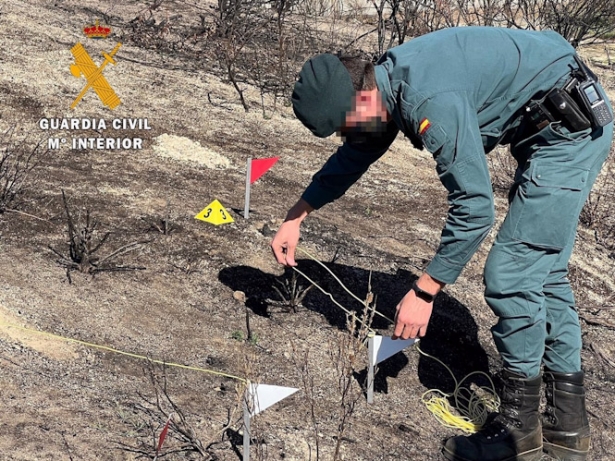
[577, 80, 613, 127]
[571, 56, 614, 128]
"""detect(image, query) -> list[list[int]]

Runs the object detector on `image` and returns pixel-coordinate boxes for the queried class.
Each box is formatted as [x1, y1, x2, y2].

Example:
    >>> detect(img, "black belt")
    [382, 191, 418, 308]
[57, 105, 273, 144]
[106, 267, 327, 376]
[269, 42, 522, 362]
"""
[523, 56, 599, 134]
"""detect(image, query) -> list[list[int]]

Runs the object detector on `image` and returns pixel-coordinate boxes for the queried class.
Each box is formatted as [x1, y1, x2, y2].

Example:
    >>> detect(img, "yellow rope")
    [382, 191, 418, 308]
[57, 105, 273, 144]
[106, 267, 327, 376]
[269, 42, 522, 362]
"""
[415, 342, 500, 433]
[294, 246, 500, 434]
[1, 246, 501, 434]
[0, 320, 247, 383]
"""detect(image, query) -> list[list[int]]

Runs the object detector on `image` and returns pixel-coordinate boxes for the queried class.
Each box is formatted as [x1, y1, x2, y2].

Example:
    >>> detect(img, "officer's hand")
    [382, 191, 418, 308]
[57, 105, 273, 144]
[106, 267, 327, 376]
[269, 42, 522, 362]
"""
[270, 220, 301, 266]
[271, 199, 313, 267]
[392, 289, 433, 339]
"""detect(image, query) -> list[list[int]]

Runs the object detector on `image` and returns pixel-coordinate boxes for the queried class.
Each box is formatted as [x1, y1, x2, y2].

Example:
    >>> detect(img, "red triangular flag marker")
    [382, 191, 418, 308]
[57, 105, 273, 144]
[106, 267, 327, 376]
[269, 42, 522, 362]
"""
[250, 157, 279, 184]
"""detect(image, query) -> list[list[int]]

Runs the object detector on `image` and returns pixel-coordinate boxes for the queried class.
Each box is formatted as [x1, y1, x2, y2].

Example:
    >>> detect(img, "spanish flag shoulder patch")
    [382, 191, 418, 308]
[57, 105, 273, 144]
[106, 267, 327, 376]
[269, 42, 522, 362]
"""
[418, 118, 431, 135]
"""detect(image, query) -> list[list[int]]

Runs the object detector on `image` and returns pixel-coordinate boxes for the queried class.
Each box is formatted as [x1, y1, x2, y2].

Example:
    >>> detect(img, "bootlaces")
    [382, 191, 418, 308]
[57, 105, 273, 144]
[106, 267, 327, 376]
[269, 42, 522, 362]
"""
[544, 406, 557, 424]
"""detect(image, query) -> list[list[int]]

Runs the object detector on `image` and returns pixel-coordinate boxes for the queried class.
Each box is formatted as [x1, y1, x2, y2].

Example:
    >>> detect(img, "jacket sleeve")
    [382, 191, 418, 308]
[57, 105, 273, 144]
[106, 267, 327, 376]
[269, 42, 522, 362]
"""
[301, 122, 399, 209]
[415, 92, 495, 284]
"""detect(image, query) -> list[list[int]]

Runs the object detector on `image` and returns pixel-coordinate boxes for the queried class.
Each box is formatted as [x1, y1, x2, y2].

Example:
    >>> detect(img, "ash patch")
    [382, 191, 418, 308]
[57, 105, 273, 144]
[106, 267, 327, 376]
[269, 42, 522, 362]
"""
[152, 133, 230, 169]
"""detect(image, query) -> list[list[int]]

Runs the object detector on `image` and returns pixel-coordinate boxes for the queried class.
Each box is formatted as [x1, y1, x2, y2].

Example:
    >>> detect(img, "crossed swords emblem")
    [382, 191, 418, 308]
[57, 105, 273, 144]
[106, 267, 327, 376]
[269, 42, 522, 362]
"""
[70, 42, 122, 109]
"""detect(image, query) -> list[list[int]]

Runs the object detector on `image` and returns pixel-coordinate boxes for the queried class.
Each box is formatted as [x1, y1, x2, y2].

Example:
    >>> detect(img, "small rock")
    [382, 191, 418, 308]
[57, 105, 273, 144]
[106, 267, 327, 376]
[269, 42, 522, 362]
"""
[233, 291, 246, 303]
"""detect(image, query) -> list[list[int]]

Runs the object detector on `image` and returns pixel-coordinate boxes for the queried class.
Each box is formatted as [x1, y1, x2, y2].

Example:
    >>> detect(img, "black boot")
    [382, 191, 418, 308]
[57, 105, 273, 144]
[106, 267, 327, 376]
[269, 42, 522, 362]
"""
[542, 370, 590, 461]
[441, 369, 542, 461]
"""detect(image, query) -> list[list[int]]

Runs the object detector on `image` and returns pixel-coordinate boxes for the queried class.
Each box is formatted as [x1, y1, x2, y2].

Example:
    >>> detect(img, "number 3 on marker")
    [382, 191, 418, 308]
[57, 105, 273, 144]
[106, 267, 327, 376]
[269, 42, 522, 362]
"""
[203, 208, 212, 218]
[220, 209, 227, 220]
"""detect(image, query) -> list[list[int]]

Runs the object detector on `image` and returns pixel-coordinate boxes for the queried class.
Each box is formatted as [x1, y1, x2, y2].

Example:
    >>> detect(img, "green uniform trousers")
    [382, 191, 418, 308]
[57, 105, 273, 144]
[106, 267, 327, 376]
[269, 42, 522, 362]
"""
[484, 114, 613, 378]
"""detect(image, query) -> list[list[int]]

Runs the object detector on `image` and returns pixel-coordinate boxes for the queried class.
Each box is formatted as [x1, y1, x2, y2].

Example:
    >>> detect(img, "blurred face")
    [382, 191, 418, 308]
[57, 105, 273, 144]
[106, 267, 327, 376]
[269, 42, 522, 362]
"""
[339, 89, 390, 142]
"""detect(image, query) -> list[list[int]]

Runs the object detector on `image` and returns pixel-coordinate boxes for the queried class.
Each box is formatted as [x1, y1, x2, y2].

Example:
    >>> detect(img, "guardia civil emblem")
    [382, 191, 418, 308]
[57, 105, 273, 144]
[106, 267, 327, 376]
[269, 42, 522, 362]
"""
[69, 20, 122, 110]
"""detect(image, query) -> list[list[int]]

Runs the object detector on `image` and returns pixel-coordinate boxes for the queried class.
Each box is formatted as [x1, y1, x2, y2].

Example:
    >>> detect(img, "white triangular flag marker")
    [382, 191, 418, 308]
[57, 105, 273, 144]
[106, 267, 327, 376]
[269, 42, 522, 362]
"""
[248, 383, 299, 416]
[370, 335, 416, 365]
[367, 335, 417, 404]
[243, 383, 300, 460]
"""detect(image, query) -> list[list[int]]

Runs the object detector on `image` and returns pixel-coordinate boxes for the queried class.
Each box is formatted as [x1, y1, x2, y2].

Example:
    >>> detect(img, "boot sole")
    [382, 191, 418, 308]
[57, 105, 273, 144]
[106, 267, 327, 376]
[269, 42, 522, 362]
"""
[543, 441, 588, 461]
[441, 445, 543, 461]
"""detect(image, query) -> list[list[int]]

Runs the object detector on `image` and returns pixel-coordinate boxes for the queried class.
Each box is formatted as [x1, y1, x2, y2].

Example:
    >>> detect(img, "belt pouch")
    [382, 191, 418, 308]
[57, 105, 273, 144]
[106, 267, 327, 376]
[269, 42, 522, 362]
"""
[545, 88, 592, 132]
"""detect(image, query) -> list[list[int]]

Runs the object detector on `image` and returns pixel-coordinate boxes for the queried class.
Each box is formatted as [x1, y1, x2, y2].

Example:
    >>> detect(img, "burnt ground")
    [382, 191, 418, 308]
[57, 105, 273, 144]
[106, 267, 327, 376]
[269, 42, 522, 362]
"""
[1, 1, 615, 460]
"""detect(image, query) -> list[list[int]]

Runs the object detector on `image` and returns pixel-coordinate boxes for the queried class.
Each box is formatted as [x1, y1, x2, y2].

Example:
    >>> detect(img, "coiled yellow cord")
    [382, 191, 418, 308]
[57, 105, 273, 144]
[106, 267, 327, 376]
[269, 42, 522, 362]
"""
[415, 342, 500, 433]
[295, 246, 501, 434]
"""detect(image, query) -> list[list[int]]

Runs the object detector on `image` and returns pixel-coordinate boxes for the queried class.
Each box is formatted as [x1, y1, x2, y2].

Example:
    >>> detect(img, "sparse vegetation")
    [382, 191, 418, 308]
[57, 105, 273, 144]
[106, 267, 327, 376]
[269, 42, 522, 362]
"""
[117, 0, 615, 114]
[330, 308, 375, 460]
[272, 270, 314, 312]
[1, 1, 614, 460]
[291, 270, 377, 461]
[118, 362, 243, 459]
[580, 149, 615, 257]
[0, 126, 47, 213]
[142, 200, 177, 235]
[231, 330, 245, 341]
[48, 190, 150, 281]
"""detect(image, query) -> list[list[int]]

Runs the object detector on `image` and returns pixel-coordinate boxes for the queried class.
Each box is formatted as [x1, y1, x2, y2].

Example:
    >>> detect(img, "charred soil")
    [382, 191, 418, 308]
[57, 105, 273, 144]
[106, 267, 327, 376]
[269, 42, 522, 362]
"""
[1, 1, 615, 460]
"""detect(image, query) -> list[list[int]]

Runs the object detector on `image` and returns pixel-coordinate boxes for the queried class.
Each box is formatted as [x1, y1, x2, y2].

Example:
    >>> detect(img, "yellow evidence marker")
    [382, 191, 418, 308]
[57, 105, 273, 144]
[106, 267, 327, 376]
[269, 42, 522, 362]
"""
[195, 199, 234, 226]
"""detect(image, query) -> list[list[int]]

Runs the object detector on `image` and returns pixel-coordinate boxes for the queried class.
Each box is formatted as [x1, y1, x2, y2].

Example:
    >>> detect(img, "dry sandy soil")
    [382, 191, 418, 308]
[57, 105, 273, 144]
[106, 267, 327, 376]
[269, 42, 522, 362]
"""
[1, 1, 615, 460]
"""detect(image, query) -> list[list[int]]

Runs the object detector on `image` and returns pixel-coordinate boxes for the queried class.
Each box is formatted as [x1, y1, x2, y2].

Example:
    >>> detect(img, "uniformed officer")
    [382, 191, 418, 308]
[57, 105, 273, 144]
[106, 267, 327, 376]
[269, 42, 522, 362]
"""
[270, 26, 613, 461]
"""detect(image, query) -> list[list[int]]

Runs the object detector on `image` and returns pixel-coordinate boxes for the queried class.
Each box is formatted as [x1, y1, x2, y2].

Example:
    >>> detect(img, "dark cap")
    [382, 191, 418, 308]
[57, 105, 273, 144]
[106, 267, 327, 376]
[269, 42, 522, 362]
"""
[291, 54, 355, 138]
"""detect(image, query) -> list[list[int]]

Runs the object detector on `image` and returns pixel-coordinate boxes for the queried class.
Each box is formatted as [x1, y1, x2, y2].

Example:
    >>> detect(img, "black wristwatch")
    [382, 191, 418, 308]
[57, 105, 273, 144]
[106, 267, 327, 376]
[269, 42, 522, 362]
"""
[412, 280, 437, 303]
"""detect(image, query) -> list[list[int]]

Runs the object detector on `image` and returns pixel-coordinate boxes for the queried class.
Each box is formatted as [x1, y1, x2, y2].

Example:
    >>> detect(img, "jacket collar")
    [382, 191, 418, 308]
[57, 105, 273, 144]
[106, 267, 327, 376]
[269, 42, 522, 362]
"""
[375, 63, 424, 150]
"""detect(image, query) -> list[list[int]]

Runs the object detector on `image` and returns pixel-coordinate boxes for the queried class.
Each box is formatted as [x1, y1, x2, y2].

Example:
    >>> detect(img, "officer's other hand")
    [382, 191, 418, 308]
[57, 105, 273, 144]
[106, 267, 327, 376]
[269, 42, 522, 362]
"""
[392, 289, 433, 340]
[270, 221, 300, 267]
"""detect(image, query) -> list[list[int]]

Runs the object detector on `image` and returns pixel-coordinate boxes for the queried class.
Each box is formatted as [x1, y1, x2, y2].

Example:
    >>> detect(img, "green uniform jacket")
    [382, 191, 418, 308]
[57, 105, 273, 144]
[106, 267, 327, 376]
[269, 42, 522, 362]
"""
[301, 26, 580, 284]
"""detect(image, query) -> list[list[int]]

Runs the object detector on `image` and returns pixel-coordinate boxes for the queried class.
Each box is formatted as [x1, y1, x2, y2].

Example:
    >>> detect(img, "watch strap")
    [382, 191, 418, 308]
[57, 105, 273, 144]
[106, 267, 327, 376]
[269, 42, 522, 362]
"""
[412, 280, 436, 303]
